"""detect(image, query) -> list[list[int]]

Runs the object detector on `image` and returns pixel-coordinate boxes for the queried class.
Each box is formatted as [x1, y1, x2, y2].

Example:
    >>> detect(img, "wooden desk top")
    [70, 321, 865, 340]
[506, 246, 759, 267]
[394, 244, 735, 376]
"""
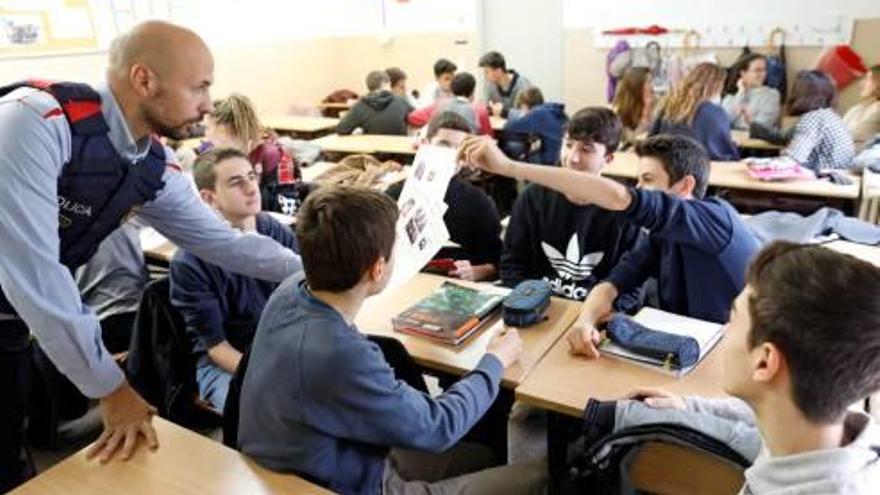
[312, 134, 418, 156]
[824, 240, 880, 266]
[262, 115, 339, 134]
[731, 130, 782, 151]
[11, 417, 331, 495]
[319, 102, 353, 110]
[355, 274, 581, 388]
[516, 330, 730, 418]
[490, 116, 506, 131]
[603, 152, 860, 200]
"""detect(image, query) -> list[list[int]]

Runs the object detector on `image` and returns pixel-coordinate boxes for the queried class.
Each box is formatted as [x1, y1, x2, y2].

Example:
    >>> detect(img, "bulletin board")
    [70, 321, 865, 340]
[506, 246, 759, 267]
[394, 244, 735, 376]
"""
[0, 0, 100, 57]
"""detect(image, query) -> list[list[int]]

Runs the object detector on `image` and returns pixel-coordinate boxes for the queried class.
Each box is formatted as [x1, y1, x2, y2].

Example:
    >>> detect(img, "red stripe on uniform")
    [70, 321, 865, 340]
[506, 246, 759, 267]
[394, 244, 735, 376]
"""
[166, 163, 182, 172]
[42, 108, 64, 119]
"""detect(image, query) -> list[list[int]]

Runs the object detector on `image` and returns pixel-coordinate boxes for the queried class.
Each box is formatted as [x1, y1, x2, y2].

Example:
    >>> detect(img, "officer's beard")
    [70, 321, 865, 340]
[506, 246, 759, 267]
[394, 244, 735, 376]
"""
[142, 104, 200, 141]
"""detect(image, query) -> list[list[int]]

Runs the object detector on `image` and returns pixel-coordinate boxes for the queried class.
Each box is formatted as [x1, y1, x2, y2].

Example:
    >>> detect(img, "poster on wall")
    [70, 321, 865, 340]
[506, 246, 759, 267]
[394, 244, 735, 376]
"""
[0, 0, 98, 57]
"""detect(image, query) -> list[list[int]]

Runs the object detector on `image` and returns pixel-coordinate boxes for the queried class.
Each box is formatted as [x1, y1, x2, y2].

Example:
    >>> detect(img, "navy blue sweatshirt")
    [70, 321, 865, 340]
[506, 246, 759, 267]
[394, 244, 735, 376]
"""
[502, 103, 567, 165]
[170, 213, 299, 354]
[238, 277, 504, 495]
[502, 184, 643, 308]
[651, 101, 740, 161]
[606, 189, 760, 323]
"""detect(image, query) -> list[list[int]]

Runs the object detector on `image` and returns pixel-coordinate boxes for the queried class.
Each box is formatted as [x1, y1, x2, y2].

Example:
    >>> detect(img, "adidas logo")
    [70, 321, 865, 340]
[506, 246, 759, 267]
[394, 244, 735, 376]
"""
[541, 235, 604, 282]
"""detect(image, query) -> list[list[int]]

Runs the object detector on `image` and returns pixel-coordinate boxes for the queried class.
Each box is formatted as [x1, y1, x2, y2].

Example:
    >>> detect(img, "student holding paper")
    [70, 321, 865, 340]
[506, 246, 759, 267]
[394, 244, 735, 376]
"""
[457, 133, 760, 357]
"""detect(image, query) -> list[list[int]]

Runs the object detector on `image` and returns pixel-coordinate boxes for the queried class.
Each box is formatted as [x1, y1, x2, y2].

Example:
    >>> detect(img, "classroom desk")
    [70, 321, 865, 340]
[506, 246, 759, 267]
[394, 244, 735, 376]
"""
[490, 116, 506, 131]
[603, 152, 860, 200]
[11, 417, 331, 495]
[261, 115, 340, 139]
[312, 133, 418, 157]
[355, 273, 581, 388]
[141, 212, 296, 265]
[731, 130, 782, 152]
[515, 330, 730, 418]
[319, 101, 353, 117]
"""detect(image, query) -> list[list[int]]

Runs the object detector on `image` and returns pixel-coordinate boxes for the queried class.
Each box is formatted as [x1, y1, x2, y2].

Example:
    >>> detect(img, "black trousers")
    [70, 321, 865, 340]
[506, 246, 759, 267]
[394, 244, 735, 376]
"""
[0, 319, 31, 492]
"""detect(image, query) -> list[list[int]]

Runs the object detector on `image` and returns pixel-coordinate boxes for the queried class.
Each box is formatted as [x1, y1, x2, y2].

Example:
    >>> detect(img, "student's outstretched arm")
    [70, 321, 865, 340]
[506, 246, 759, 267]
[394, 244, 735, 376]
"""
[457, 135, 633, 209]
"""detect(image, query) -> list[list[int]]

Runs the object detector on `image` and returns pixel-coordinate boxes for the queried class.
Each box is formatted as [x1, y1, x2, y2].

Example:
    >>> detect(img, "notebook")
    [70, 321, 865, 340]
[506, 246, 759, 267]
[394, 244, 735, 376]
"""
[599, 307, 725, 377]
[392, 282, 506, 346]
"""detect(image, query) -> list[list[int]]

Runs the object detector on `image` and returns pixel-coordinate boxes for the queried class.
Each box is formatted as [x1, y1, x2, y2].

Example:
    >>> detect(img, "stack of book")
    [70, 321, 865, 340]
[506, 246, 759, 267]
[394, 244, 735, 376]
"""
[392, 282, 505, 345]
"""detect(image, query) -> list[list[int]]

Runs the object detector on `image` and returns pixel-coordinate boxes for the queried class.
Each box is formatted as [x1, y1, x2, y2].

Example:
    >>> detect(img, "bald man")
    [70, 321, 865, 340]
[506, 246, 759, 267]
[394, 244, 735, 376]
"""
[0, 21, 301, 490]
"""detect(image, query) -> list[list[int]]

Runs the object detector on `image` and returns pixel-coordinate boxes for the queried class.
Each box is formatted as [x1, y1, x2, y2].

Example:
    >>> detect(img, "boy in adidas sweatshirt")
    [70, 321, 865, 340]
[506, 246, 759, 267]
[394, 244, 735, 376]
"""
[459, 133, 759, 355]
[501, 107, 642, 307]
[625, 242, 880, 494]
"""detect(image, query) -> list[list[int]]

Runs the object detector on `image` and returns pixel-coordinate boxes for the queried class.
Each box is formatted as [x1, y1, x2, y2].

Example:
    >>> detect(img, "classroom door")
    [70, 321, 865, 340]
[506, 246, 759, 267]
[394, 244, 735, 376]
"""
[478, 0, 564, 102]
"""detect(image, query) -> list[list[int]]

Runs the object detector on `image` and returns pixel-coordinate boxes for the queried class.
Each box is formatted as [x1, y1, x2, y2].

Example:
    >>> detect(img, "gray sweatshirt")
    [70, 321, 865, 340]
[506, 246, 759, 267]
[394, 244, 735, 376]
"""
[721, 86, 782, 130]
[483, 69, 531, 115]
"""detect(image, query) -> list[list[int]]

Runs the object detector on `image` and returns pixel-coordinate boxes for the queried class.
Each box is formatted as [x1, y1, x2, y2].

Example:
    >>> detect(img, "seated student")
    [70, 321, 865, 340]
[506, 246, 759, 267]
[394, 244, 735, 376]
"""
[502, 86, 567, 165]
[650, 63, 740, 161]
[417, 58, 457, 109]
[457, 134, 760, 343]
[169, 147, 299, 412]
[238, 185, 546, 495]
[781, 70, 856, 171]
[479, 51, 532, 118]
[612, 67, 655, 151]
[337, 70, 413, 136]
[625, 242, 880, 493]
[205, 94, 301, 213]
[389, 111, 502, 281]
[843, 65, 880, 153]
[408, 72, 493, 136]
[721, 53, 782, 130]
[501, 107, 642, 303]
[386, 66, 419, 109]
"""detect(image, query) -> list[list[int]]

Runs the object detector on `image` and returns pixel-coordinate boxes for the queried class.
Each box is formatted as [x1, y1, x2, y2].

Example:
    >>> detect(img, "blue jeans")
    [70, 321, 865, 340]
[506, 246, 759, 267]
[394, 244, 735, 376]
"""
[195, 356, 232, 412]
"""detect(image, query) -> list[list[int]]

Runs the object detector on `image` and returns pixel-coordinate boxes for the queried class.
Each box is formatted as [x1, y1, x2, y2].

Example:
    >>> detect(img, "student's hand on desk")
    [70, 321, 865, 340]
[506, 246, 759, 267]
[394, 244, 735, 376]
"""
[567, 314, 604, 359]
[457, 135, 514, 177]
[625, 388, 687, 410]
[487, 326, 523, 369]
[88, 381, 158, 463]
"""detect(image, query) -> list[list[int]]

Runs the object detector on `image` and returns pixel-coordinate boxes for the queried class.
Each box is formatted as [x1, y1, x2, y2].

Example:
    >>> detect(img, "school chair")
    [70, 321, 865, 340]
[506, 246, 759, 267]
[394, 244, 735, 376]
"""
[858, 168, 880, 224]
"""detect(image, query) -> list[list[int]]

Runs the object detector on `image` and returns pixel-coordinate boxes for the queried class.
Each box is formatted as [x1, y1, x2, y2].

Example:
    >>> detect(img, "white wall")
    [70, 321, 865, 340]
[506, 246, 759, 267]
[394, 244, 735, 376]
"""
[479, 0, 564, 100]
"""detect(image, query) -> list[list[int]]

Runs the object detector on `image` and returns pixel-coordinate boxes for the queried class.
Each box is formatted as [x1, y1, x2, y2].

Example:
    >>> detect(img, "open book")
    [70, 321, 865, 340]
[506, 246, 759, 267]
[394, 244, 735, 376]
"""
[599, 307, 725, 377]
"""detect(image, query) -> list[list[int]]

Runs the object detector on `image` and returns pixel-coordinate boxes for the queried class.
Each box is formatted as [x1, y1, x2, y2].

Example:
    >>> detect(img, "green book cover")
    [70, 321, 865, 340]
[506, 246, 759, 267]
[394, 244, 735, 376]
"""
[393, 282, 504, 341]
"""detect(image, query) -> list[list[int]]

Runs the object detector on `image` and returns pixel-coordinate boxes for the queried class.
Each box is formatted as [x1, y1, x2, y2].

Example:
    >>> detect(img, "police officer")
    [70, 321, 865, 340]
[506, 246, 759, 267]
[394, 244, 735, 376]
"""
[0, 21, 301, 489]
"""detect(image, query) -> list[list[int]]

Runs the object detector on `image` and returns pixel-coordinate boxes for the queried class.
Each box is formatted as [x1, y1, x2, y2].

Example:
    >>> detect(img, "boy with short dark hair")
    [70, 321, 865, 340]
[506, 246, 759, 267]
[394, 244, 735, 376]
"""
[386, 67, 417, 108]
[408, 72, 493, 135]
[238, 185, 546, 494]
[417, 58, 458, 108]
[501, 107, 642, 304]
[629, 242, 880, 493]
[479, 51, 532, 117]
[170, 147, 299, 411]
[337, 70, 412, 136]
[458, 133, 760, 354]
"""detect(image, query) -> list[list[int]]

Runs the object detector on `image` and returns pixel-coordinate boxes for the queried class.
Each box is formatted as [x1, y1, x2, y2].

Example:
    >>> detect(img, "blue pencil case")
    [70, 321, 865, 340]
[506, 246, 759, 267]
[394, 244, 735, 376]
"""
[502, 280, 552, 327]
[605, 314, 700, 369]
